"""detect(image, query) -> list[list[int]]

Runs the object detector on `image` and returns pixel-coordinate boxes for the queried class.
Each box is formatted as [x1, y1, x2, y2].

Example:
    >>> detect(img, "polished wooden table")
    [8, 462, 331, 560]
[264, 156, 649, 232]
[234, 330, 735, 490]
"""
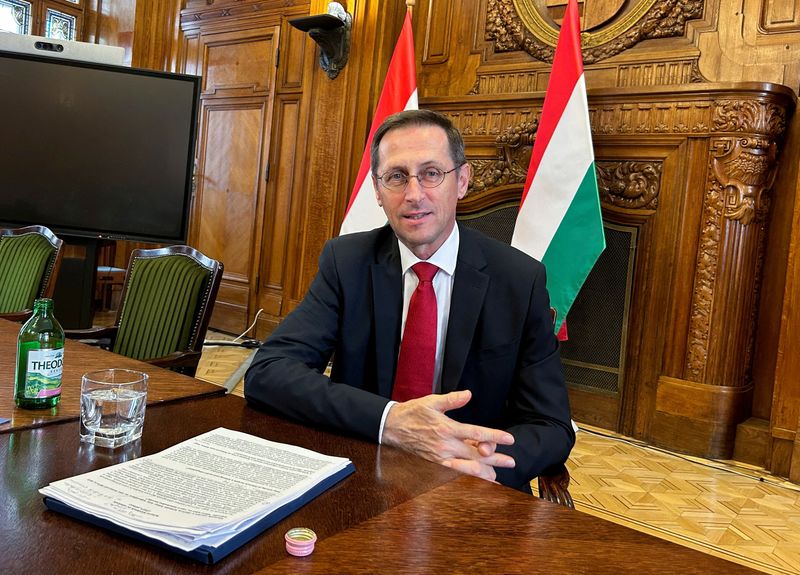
[0, 318, 223, 432]
[1, 394, 759, 574]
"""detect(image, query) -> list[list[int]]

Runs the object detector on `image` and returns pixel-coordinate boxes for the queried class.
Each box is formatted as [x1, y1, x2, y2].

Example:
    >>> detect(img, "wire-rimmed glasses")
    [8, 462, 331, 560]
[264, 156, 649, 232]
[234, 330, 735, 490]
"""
[376, 164, 463, 191]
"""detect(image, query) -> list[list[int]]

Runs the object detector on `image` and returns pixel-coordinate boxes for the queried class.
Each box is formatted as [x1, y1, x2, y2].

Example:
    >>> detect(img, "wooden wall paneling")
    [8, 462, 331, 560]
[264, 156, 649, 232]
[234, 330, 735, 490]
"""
[658, 137, 708, 379]
[177, 31, 201, 76]
[760, 0, 800, 31]
[694, 0, 800, 83]
[250, 19, 309, 335]
[256, 95, 302, 330]
[254, 16, 314, 340]
[291, 66, 352, 307]
[421, 0, 453, 65]
[197, 28, 278, 97]
[282, 0, 414, 315]
[613, 139, 697, 441]
[416, 0, 484, 97]
[792, 415, 800, 482]
[756, 124, 800, 473]
[751, 115, 800, 422]
[186, 24, 280, 334]
[279, 17, 308, 90]
[86, 0, 137, 63]
[193, 99, 265, 333]
[769, 149, 800, 476]
[769, 434, 795, 478]
[131, 0, 181, 70]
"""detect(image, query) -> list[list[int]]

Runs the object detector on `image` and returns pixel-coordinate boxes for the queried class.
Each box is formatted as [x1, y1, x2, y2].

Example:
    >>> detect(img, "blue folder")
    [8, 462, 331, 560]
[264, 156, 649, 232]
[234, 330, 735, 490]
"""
[43, 461, 355, 564]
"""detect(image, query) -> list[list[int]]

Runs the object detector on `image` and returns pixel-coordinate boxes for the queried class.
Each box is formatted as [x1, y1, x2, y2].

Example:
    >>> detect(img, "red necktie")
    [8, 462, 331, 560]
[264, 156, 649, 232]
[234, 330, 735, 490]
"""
[392, 262, 439, 402]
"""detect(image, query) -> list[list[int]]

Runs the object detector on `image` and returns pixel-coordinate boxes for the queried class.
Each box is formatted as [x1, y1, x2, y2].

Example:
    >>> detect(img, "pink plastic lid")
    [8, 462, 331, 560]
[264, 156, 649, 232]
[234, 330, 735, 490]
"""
[285, 527, 317, 557]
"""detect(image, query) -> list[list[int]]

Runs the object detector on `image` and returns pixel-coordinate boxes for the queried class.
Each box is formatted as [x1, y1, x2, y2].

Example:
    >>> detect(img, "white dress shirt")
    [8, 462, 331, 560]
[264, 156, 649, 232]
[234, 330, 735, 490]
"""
[378, 225, 460, 443]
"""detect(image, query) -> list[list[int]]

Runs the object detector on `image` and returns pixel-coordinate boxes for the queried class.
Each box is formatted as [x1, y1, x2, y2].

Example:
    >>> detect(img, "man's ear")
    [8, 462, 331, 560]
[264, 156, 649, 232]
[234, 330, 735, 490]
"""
[457, 162, 471, 200]
[373, 176, 383, 206]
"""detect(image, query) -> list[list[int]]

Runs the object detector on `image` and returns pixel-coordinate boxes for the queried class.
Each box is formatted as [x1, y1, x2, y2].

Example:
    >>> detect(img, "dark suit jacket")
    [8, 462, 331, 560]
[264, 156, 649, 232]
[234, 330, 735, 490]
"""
[244, 224, 575, 490]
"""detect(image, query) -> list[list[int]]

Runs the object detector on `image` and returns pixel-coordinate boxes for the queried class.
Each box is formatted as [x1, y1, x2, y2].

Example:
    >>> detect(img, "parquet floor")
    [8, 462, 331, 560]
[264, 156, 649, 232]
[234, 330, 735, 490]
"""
[560, 427, 800, 574]
[194, 339, 800, 575]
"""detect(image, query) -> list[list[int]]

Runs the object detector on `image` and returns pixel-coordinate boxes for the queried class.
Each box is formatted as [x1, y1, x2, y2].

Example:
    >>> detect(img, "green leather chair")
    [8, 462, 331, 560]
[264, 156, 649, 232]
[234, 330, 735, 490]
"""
[68, 245, 223, 376]
[0, 225, 64, 322]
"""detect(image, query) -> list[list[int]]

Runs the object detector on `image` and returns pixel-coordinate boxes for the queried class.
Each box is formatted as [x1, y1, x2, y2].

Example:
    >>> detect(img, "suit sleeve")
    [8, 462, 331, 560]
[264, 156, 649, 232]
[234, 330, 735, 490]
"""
[243, 240, 390, 441]
[493, 265, 576, 490]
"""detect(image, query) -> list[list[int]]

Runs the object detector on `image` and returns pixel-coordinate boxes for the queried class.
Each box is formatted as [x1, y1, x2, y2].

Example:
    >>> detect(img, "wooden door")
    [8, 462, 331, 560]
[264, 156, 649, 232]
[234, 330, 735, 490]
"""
[189, 26, 280, 334]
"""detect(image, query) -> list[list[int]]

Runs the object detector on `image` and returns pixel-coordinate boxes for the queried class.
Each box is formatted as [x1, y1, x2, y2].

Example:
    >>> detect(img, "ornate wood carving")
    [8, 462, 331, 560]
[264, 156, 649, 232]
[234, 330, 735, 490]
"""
[589, 101, 712, 135]
[690, 59, 709, 83]
[467, 119, 662, 212]
[470, 58, 707, 95]
[180, 0, 307, 28]
[686, 176, 723, 382]
[485, 0, 704, 64]
[597, 161, 662, 210]
[712, 137, 777, 225]
[470, 120, 538, 193]
[685, 100, 787, 384]
[713, 100, 787, 138]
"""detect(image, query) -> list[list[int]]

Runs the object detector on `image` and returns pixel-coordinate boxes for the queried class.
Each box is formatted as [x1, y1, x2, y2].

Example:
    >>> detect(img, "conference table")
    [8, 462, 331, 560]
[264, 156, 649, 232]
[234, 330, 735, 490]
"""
[2, 392, 760, 574]
[0, 317, 224, 432]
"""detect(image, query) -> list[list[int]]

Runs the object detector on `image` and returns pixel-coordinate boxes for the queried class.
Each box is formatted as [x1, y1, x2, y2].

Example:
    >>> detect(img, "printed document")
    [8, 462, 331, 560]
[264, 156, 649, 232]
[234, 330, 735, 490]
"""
[40, 428, 352, 551]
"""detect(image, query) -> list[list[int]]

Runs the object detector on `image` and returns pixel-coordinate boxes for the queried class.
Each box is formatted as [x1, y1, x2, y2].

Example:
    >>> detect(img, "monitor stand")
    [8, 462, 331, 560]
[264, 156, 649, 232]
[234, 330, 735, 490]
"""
[52, 237, 98, 329]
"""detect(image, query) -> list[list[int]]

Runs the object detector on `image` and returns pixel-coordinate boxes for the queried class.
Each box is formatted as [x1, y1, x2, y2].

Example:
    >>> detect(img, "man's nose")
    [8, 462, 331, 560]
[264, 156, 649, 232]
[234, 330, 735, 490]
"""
[404, 176, 425, 201]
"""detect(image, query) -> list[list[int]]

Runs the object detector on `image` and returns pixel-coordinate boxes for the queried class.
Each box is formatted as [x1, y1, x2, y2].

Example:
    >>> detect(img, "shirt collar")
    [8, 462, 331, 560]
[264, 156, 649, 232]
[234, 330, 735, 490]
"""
[397, 223, 459, 277]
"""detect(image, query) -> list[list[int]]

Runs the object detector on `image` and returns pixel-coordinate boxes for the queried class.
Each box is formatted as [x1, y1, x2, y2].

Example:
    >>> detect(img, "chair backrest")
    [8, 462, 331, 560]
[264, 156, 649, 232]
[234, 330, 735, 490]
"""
[112, 246, 222, 362]
[456, 199, 520, 244]
[0, 225, 63, 314]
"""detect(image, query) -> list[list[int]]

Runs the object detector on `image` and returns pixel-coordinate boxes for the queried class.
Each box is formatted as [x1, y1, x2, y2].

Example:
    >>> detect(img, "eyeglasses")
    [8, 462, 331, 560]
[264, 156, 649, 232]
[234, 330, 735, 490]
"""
[376, 164, 463, 191]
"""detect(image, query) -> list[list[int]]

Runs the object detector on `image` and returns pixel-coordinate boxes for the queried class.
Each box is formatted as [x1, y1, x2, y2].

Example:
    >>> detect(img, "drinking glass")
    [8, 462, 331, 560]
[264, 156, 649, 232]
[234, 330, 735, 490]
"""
[80, 369, 148, 448]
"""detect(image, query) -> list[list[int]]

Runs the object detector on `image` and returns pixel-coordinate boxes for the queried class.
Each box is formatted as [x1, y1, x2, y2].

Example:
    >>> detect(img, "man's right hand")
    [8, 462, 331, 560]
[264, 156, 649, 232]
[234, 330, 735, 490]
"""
[381, 390, 516, 482]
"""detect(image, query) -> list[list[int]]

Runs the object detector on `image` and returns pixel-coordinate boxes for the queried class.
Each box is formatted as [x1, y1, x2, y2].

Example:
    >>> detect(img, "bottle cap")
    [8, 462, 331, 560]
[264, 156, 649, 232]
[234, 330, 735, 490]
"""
[285, 527, 317, 556]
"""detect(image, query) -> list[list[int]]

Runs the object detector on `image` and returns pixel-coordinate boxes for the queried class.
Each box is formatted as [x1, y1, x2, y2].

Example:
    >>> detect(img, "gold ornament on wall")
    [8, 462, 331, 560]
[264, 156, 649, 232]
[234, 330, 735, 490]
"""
[486, 0, 704, 64]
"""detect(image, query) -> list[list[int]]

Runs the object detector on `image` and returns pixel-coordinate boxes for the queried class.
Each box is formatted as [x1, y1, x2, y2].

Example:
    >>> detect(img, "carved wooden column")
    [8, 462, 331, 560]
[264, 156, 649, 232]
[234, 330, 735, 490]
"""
[651, 97, 790, 458]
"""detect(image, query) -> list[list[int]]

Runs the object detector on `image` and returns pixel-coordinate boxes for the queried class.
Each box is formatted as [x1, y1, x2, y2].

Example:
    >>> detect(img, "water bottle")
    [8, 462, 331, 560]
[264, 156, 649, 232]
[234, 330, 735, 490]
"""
[14, 298, 65, 409]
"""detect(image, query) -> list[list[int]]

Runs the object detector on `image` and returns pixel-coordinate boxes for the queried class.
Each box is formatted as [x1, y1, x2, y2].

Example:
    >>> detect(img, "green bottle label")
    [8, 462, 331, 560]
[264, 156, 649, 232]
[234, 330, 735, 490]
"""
[24, 348, 64, 398]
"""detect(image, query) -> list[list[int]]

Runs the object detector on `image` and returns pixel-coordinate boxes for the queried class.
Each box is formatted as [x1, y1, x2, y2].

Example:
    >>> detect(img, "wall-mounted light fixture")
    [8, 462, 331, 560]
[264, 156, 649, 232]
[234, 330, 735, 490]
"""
[289, 2, 352, 80]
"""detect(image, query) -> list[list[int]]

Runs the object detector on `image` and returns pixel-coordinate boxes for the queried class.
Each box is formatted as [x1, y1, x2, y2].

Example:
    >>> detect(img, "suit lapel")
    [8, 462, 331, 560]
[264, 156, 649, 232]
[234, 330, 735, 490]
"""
[371, 234, 402, 398]
[441, 227, 489, 393]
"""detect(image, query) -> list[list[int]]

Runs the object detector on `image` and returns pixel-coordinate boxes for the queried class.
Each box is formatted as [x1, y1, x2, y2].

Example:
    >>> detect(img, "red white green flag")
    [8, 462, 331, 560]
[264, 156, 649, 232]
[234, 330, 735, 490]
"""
[340, 10, 417, 235]
[511, 0, 605, 338]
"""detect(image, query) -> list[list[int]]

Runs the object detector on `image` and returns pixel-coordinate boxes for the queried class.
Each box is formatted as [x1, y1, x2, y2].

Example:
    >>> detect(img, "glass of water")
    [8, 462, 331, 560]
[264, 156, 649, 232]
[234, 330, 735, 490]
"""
[80, 369, 148, 448]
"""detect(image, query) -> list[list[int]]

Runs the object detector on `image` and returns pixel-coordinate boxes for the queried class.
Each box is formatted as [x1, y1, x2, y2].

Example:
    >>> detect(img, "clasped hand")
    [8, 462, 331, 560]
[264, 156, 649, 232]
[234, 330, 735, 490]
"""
[382, 390, 516, 482]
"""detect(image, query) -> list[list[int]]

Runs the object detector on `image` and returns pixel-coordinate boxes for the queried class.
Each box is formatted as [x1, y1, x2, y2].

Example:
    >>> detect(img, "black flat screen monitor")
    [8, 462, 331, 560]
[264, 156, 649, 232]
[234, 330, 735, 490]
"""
[0, 50, 200, 244]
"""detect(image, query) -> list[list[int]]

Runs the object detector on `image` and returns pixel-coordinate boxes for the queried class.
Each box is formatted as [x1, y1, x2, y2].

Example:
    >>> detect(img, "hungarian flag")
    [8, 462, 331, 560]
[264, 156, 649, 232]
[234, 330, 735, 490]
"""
[340, 10, 418, 235]
[511, 0, 605, 338]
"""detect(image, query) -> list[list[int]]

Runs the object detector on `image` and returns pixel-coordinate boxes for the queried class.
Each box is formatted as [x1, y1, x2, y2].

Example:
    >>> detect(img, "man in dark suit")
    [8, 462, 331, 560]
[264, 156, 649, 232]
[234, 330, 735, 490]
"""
[245, 109, 574, 492]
